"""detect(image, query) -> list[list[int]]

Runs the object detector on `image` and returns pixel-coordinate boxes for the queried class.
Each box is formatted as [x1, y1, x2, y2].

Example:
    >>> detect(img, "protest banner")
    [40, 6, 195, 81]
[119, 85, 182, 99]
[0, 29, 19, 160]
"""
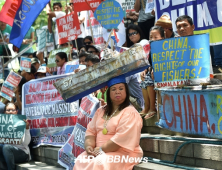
[9, 0, 50, 48]
[54, 45, 149, 102]
[47, 47, 70, 72]
[0, 0, 22, 26]
[145, 0, 154, 13]
[156, 87, 222, 139]
[36, 29, 47, 51]
[20, 57, 31, 72]
[84, 11, 105, 47]
[58, 95, 99, 169]
[73, 0, 101, 12]
[94, 0, 124, 29]
[5, 71, 22, 87]
[56, 13, 81, 45]
[0, 113, 26, 144]
[22, 74, 79, 147]
[119, 0, 135, 12]
[154, 0, 222, 45]
[151, 34, 210, 88]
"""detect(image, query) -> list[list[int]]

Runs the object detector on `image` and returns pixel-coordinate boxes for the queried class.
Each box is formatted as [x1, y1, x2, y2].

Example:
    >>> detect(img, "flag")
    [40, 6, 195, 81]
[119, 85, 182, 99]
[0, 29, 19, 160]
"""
[0, 0, 22, 26]
[111, 30, 119, 44]
[9, 0, 50, 48]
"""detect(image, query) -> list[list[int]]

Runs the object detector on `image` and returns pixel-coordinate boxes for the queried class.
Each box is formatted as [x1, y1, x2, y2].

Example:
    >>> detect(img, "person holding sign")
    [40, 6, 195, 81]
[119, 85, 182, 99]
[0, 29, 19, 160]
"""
[73, 75, 143, 170]
[0, 103, 31, 170]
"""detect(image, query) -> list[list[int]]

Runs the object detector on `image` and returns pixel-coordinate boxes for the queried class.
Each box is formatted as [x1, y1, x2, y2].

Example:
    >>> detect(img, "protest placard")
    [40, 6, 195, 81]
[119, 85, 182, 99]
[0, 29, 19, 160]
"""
[0, 113, 26, 144]
[56, 13, 81, 45]
[119, 0, 135, 12]
[1, 82, 14, 98]
[73, 0, 101, 12]
[151, 34, 210, 88]
[22, 74, 79, 147]
[94, 0, 124, 29]
[46, 30, 54, 46]
[47, 47, 70, 72]
[65, 65, 79, 74]
[36, 29, 47, 51]
[20, 57, 31, 72]
[145, 0, 154, 13]
[58, 95, 99, 169]
[5, 71, 22, 87]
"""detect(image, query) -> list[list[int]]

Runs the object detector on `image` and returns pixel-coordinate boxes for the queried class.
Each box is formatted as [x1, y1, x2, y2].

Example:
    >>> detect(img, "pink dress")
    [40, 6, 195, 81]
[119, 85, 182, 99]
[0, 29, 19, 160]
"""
[73, 106, 143, 170]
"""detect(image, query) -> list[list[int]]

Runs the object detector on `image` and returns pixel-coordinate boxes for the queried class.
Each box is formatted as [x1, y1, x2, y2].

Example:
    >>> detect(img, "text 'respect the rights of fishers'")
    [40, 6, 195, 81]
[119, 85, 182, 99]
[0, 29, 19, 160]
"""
[151, 34, 210, 88]
[94, 0, 124, 29]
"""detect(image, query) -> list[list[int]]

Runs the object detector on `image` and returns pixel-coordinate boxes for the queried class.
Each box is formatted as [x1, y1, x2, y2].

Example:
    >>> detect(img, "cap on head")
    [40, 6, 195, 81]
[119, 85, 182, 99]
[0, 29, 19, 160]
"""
[31, 58, 39, 64]
[107, 75, 126, 88]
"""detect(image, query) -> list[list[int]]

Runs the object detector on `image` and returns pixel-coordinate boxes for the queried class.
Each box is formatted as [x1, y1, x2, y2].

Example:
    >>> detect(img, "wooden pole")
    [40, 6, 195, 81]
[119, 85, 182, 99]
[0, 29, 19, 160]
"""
[105, 29, 114, 49]
[87, 11, 95, 44]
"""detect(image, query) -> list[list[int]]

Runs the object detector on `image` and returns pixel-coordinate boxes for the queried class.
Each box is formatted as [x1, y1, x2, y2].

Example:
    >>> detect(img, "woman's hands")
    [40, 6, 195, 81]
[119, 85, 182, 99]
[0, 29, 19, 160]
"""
[85, 146, 95, 157]
[23, 119, 30, 129]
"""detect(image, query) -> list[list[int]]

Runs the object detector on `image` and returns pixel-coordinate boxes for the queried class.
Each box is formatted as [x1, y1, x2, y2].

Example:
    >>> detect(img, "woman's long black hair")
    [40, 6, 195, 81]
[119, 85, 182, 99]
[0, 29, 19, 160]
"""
[4, 103, 18, 113]
[104, 83, 130, 116]
[126, 24, 145, 47]
[56, 52, 68, 62]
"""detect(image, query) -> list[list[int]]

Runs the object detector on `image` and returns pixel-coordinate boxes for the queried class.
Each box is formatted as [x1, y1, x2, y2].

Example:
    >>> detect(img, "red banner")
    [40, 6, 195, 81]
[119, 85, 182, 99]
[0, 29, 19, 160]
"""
[73, 0, 101, 12]
[0, 0, 22, 26]
[56, 13, 81, 45]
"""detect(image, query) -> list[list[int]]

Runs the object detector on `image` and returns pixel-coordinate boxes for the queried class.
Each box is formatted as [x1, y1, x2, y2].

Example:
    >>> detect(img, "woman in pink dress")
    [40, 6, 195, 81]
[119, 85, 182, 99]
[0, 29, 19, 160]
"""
[56, 52, 67, 75]
[73, 75, 143, 170]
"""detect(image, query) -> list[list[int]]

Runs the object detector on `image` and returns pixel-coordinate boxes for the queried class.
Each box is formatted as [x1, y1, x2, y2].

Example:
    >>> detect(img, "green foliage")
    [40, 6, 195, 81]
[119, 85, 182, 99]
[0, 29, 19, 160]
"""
[0, 0, 6, 11]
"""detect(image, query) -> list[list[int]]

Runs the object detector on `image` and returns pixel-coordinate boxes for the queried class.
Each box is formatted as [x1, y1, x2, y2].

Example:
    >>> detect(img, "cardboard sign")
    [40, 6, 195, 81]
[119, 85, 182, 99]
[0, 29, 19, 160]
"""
[57, 13, 81, 45]
[119, 0, 135, 12]
[94, 0, 124, 29]
[73, 0, 101, 12]
[65, 65, 79, 74]
[0, 113, 26, 144]
[151, 34, 210, 87]
[47, 47, 70, 72]
[1, 82, 14, 98]
[20, 57, 31, 72]
[36, 29, 47, 51]
[5, 71, 22, 87]
[58, 95, 99, 169]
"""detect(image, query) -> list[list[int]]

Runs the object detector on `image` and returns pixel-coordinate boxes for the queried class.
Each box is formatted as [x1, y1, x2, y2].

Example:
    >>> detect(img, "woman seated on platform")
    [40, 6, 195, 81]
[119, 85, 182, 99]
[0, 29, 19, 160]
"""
[73, 75, 143, 170]
[0, 103, 31, 170]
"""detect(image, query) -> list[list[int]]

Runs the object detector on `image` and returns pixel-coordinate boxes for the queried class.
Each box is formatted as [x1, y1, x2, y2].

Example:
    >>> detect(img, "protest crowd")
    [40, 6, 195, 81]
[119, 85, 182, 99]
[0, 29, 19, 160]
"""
[0, 0, 221, 169]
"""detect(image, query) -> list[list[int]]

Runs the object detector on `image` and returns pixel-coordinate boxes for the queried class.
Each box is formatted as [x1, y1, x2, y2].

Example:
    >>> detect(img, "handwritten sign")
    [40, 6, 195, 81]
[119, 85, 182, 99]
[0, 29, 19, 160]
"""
[94, 0, 124, 29]
[151, 34, 210, 87]
[20, 57, 31, 72]
[36, 29, 46, 51]
[119, 0, 135, 12]
[0, 113, 26, 144]
[47, 47, 70, 72]
[57, 13, 81, 45]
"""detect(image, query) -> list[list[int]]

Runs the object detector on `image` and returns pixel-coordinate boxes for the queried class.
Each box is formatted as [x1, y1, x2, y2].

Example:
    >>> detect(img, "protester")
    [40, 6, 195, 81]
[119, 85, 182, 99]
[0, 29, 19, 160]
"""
[35, 65, 51, 78]
[175, 15, 213, 77]
[56, 52, 68, 75]
[19, 26, 35, 55]
[126, 24, 145, 47]
[140, 26, 164, 119]
[0, 103, 31, 170]
[73, 75, 143, 170]
[78, 46, 86, 54]
[86, 45, 101, 58]
[28, 53, 33, 58]
[21, 65, 37, 81]
[83, 36, 93, 45]
[31, 58, 40, 71]
[134, 0, 155, 40]
[155, 15, 178, 38]
[85, 53, 100, 67]
[79, 52, 88, 65]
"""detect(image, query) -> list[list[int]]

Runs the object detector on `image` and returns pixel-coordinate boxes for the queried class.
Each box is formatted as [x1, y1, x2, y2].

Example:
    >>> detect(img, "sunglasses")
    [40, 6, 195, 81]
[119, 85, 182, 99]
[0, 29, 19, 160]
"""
[55, 60, 60, 63]
[84, 41, 92, 45]
[128, 31, 138, 37]
[87, 51, 96, 54]
[69, 2, 73, 5]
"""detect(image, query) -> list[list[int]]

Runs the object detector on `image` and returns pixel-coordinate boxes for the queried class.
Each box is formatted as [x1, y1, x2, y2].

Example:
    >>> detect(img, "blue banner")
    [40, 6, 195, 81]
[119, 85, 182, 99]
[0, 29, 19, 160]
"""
[9, 0, 49, 48]
[22, 74, 79, 147]
[151, 34, 210, 87]
[154, 0, 222, 44]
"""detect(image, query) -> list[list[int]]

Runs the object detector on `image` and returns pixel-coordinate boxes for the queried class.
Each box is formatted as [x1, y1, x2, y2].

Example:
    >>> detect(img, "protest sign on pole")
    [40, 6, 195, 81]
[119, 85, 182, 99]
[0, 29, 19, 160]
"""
[151, 34, 210, 88]
[154, 0, 222, 45]
[94, 0, 124, 29]
[73, 0, 101, 12]
[58, 95, 99, 169]
[20, 57, 31, 72]
[22, 74, 79, 147]
[1, 81, 14, 98]
[5, 71, 22, 87]
[36, 29, 47, 51]
[56, 13, 81, 45]
[119, 0, 135, 12]
[0, 113, 26, 144]
[47, 47, 70, 72]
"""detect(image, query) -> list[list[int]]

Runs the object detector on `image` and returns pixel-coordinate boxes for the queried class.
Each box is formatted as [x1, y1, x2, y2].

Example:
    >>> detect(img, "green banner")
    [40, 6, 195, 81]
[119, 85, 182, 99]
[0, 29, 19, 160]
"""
[0, 113, 26, 144]
[36, 29, 47, 51]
